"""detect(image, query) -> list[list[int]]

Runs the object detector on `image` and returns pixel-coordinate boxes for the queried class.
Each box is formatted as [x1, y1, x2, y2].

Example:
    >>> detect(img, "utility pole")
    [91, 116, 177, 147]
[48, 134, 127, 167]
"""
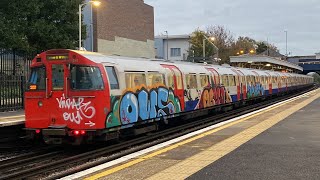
[284, 30, 288, 56]
[165, 31, 169, 60]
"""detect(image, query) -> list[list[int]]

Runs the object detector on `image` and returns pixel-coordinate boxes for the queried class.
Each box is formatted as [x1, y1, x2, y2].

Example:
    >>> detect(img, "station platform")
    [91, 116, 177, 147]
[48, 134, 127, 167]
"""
[0, 110, 25, 127]
[62, 88, 320, 180]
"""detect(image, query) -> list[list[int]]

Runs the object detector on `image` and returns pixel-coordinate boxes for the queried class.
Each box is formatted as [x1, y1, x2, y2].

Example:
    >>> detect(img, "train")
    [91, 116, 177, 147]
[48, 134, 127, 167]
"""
[25, 49, 314, 144]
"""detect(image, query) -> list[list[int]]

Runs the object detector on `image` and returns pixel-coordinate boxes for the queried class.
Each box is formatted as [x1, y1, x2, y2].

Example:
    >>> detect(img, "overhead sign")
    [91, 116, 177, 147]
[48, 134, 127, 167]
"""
[47, 54, 69, 60]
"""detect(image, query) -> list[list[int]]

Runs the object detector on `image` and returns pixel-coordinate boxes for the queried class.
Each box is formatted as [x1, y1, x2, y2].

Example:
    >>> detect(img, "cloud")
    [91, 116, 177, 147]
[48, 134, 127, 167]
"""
[145, 0, 320, 55]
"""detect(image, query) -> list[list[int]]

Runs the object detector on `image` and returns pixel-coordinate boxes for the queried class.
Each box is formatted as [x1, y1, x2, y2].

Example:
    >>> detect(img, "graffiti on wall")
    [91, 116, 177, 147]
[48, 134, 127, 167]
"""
[198, 86, 232, 109]
[106, 86, 181, 128]
[246, 82, 264, 98]
[56, 94, 96, 125]
[184, 88, 201, 111]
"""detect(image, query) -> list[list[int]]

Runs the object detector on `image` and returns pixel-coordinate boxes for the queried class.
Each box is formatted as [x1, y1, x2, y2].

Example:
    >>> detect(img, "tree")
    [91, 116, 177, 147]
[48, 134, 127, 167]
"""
[256, 41, 280, 54]
[206, 25, 234, 64]
[0, 0, 86, 52]
[233, 36, 256, 55]
[188, 29, 216, 59]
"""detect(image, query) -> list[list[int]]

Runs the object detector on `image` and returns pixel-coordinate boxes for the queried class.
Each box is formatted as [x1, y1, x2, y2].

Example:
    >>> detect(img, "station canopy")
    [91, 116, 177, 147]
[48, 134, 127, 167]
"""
[230, 54, 303, 73]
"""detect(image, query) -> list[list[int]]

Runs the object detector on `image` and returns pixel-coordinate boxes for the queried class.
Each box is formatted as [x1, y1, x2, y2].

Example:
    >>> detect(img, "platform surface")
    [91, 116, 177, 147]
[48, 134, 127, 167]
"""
[63, 89, 320, 180]
[0, 110, 25, 127]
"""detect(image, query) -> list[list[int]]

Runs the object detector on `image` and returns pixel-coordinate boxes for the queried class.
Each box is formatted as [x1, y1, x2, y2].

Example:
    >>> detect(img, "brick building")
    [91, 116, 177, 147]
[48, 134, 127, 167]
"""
[83, 0, 155, 58]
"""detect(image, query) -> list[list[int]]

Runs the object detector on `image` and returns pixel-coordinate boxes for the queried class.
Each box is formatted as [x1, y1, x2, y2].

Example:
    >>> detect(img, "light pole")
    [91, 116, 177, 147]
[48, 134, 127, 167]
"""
[79, 0, 101, 50]
[284, 30, 288, 56]
[202, 35, 219, 60]
[164, 31, 169, 60]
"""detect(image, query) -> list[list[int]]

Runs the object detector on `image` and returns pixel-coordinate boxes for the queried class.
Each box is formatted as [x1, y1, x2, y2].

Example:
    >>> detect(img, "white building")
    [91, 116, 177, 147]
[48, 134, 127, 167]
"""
[154, 35, 190, 61]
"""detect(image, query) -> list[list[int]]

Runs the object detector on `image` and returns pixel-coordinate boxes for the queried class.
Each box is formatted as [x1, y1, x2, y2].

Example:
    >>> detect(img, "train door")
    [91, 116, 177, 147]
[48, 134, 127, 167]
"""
[236, 70, 246, 100]
[231, 69, 241, 101]
[205, 68, 220, 86]
[205, 67, 226, 105]
[265, 72, 272, 95]
[161, 64, 185, 110]
[46, 61, 68, 128]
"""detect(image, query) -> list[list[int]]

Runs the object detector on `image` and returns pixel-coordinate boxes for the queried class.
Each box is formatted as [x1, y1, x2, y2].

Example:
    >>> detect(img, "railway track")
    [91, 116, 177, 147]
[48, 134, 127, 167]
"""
[0, 87, 316, 180]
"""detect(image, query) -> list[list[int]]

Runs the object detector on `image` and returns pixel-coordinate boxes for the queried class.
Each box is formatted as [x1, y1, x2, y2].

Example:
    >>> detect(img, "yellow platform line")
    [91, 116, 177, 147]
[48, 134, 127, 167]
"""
[0, 115, 25, 120]
[147, 92, 320, 180]
[85, 90, 319, 180]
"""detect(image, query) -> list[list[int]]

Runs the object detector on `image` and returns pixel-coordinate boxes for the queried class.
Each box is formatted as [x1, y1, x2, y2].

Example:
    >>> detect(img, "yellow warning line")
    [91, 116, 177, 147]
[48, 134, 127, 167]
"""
[147, 91, 320, 179]
[0, 115, 25, 120]
[85, 90, 319, 180]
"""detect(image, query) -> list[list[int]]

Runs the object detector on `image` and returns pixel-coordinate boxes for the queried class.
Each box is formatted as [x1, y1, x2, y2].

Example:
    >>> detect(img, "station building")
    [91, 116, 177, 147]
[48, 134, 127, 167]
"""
[83, 0, 155, 58]
[287, 52, 320, 74]
[230, 54, 303, 73]
[154, 35, 190, 61]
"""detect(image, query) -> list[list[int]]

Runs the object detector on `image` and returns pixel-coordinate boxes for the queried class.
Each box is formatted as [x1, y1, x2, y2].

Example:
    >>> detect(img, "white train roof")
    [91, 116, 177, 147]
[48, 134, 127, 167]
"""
[72, 50, 311, 78]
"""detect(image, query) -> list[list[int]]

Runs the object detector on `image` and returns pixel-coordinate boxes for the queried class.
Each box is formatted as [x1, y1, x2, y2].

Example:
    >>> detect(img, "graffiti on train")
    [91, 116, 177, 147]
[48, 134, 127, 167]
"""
[246, 82, 264, 98]
[56, 94, 96, 125]
[106, 86, 181, 128]
[198, 86, 232, 109]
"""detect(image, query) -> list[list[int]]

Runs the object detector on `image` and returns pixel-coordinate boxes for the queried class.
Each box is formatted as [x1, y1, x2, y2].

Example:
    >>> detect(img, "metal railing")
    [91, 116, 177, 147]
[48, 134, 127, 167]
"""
[0, 49, 35, 111]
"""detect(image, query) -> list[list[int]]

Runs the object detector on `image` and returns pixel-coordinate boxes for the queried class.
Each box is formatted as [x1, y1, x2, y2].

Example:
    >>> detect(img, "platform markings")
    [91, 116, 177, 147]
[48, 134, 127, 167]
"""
[0, 115, 25, 120]
[147, 90, 320, 179]
[60, 89, 318, 180]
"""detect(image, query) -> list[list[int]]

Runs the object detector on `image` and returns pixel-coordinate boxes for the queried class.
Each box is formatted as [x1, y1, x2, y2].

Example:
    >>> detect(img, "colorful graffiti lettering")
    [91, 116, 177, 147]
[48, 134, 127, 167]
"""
[56, 94, 96, 125]
[106, 87, 181, 128]
[247, 83, 264, 98]
[198, 86, 232, 109]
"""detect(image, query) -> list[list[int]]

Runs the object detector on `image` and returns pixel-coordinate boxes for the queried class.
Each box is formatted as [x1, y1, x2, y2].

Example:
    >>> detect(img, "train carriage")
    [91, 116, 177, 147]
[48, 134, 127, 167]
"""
[25, 49, 314, 144]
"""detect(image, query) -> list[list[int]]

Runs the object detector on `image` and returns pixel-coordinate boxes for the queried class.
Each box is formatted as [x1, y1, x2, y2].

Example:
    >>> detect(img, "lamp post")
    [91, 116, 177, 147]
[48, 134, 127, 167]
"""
[202, 35, 219, 60]
[284, 30, 288, 56]
[79, 0, 101, 50]
[164, 31, 169, 60]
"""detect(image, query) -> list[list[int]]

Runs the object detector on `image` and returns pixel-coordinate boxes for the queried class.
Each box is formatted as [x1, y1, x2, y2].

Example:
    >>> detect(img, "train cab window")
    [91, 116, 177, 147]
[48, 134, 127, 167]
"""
[71, 65, 104, 90]
[200, 75, 210, 87]
[105, 66, 119, 89]
[52, 64, 64, 90]
[147, 73, 165, 86]
[28, 66, 46, 90]
[125, 73, 146, 88]
[186, 74, 197, 89]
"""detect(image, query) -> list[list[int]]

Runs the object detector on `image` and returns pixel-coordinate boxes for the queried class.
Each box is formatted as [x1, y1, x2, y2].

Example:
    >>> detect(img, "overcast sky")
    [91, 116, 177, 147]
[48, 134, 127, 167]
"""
[145, 0, 320, 56]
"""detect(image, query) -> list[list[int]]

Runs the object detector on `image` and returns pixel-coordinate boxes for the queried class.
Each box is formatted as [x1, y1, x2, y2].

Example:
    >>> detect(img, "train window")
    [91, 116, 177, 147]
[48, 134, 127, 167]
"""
[125, 73, 146, 88]
[228, 75, 236, 86]
[28, 66, 46, 90]
[147, 73, 165, 86]
[71, 65, 104, 90]
[186, 74, 197, 89]
[52, 64, 64, 90]
[200, 75, 210, 87]
[105, 66, 119, 89]
[222, 75, 229, 86]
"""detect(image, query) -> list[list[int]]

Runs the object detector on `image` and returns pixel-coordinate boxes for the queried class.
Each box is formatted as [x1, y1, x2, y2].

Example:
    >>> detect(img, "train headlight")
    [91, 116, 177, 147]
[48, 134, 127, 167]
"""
[38, 101, 43, 107]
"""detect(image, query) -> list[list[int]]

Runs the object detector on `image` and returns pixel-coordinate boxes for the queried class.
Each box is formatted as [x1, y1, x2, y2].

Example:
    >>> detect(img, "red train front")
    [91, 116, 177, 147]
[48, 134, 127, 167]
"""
[25, 49, 110, 144]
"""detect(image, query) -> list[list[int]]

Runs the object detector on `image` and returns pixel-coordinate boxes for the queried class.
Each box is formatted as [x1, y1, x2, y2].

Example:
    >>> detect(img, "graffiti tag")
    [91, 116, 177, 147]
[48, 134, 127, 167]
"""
[106, 87, 181, 128]
[56, 94, 96, 125]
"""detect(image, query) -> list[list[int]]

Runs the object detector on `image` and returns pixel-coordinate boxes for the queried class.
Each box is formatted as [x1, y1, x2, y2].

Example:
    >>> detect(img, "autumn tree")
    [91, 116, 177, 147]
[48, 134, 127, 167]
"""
[206, 25, 234, 64]
[232, 36, 256, 55]
[188, 29, 216, 59]
[256, 41, 279, 54]
[0, 0, 86, 52]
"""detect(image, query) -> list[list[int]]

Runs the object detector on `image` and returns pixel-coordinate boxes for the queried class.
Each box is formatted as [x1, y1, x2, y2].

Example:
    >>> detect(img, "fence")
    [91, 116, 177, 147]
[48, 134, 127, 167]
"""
[0, 49, 36, 112]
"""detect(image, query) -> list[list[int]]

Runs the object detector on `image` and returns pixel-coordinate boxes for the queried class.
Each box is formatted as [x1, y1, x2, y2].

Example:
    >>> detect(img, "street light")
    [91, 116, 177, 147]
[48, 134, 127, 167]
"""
[79, 0, 101, 50]
[202, 35, 219, 60]
[164, 31, 168, 60]
[284, 30, 288, 56]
